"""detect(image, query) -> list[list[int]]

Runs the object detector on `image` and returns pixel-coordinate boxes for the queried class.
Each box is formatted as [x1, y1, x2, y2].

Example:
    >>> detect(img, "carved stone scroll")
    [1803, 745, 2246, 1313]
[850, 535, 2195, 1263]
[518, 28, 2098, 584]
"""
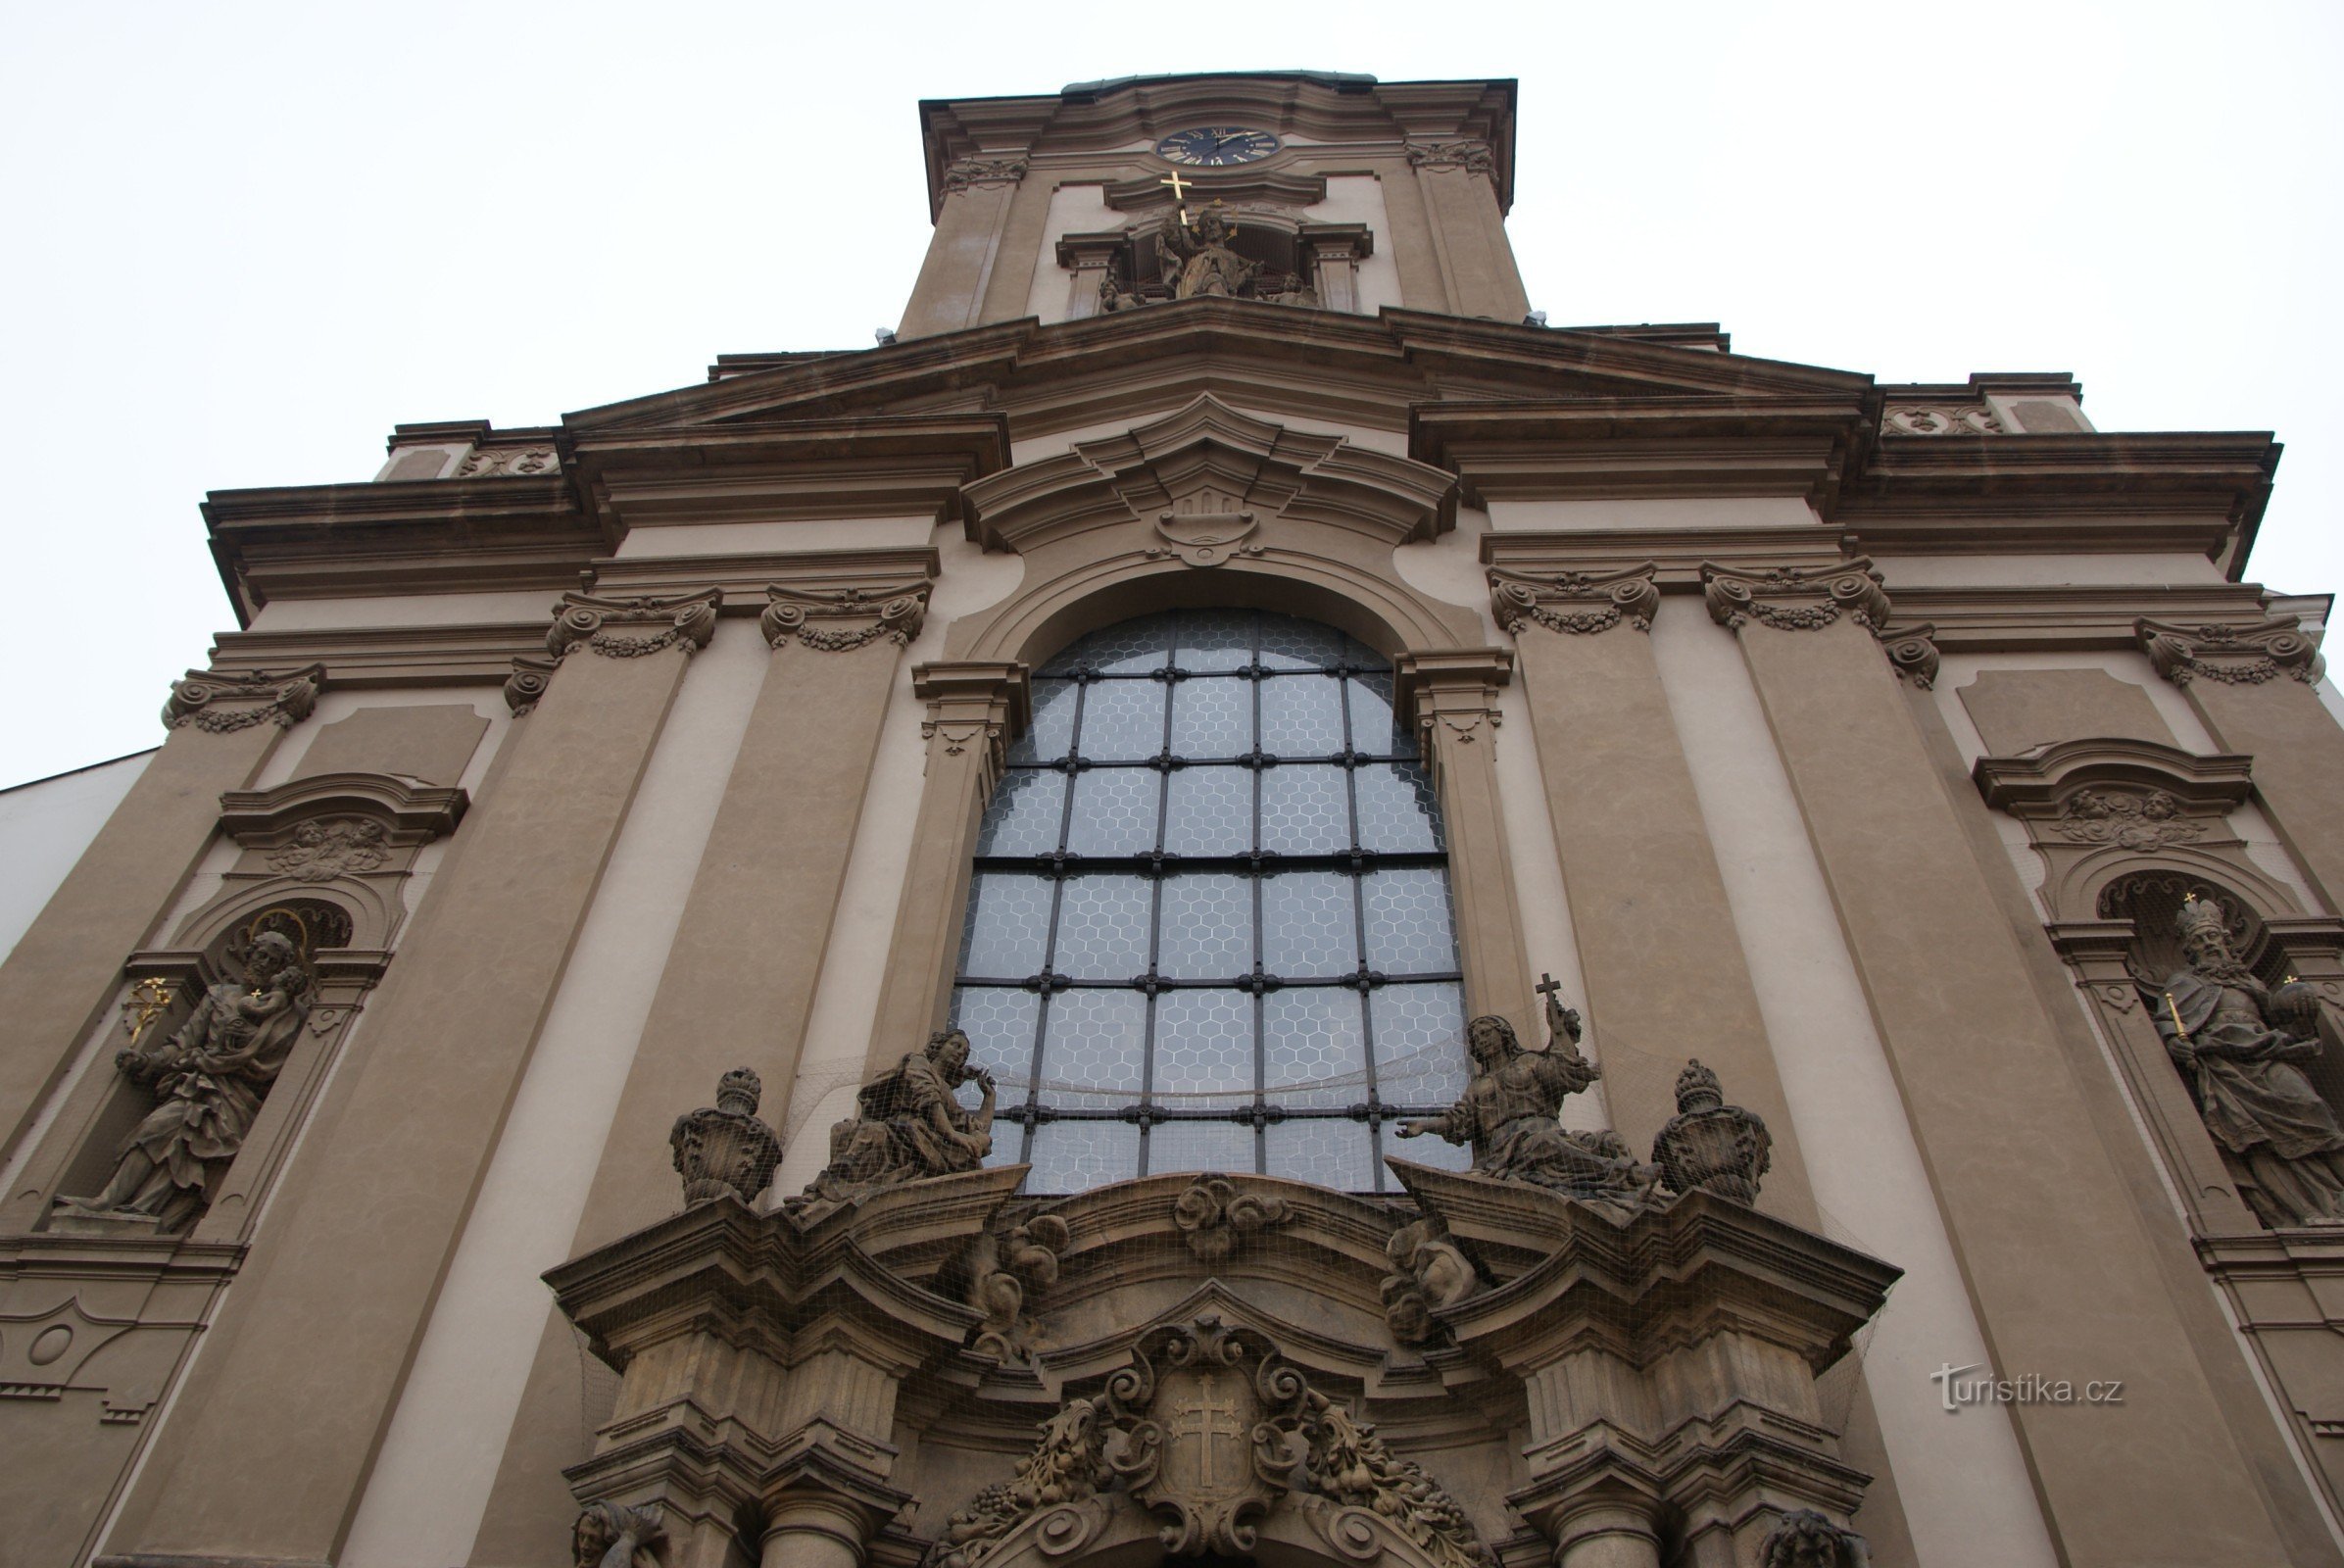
[2138, 615, 2325, 687]
[1380, 1216, 1480, 1346]
[966, 1209, 1070, 1362]
[1172, 1174, 1291, 1261]
[760, 581, 930, 652]
[161, 663, 325, 733]
[503, 654, 560, 715]
[546, 589, 720, 661]
[1489, 562, 1659, 636]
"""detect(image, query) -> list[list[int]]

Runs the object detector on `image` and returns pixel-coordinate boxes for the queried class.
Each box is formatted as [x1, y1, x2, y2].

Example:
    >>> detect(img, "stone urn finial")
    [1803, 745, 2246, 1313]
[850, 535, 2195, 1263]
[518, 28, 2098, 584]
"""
[1650, 1058, 1773, 1205]
[669, 1067, 783, 1207]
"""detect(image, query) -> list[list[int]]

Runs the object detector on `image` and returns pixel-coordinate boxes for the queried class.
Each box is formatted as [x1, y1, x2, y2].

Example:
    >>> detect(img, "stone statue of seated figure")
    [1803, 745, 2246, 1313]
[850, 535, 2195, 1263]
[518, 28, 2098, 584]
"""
[1396, 999, 1662, 1215]
[794, 1028, 998, 1209]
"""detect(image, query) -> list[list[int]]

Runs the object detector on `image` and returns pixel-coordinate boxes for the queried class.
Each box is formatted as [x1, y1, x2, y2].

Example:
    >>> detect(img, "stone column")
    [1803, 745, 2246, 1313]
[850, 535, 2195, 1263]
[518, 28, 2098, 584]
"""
[101, 593, 716, 1567]
[0, 665, 319, 1163]
[2138, 615, 2344, 913]
[1395, 648, 1535, 1039]
[468, 577, 928, 1564]
[1484, 561, 1816, 1207]
[899, 158, 1027, 339]
[1709, 561, 2305, 1566]
[1405, 140, 1529, 321]
[862, 662, 1028, 1070]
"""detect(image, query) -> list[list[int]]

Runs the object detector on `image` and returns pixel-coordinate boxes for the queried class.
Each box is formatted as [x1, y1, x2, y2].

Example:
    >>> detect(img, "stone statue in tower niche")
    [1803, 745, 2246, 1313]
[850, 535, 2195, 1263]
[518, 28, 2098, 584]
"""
[56, 931, 313, 1232]
[2146, 896, 2344, 1228]
[1395, 980, 1662, 1215]
[1158, 201, 1259, 300]
[793, 1028, 998, 1209]
[1649, 1058, 1772, 1204]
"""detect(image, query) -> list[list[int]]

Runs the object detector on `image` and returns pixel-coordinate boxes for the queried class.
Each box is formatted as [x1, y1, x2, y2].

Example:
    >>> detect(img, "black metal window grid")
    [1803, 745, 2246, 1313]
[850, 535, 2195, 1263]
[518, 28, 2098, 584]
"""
[949, 609, 1475, 1193]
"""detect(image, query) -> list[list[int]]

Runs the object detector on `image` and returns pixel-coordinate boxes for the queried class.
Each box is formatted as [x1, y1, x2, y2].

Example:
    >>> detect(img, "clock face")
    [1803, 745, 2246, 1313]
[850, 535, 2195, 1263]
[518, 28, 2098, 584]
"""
[1154, 125, 1281, 167]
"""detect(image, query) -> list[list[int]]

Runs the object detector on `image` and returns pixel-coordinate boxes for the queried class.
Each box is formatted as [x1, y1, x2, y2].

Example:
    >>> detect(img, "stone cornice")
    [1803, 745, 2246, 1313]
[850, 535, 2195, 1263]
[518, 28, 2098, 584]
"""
[161, 664, 324, 734]
[1410, 397, 1872, 510]
[1480, 528, 1844, 586]
[210, 623, 546, 689]
[563, 414, 1011, 534]
[1487, 562, 1661, 637]
[1973, 738, 2256, 818]
[203, 476, 601, 623]
[1837, 431, 2280, 577]
[1881, 583, 2271, 655]
[590, 546, 941, 609]
[218, 772, 469, 844]
[2137, 614, 2325, 687]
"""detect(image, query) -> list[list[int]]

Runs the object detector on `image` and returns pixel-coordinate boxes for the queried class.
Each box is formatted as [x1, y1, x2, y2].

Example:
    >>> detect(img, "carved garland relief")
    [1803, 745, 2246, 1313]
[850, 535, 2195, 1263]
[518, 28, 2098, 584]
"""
[1405, 140, 1497, 177]
[162, 664, 325, 733]
[1701, 560, 1941, 689]
[760, 581, 931, 651]
[505, 590, 721, 713]
[1489, 563, 1660, 636]
[2138, 616, 2326, 687]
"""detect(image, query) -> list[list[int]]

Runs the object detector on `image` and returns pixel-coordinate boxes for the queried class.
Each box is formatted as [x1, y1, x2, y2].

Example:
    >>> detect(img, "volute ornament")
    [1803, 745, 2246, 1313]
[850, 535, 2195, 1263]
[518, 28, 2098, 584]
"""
[1649, 1058, 1772, 1204]
[1172, 1173, 1291, 1261]
[1404, 139, 1497, 177]
[546, 590, 719, 661]
[162, 663, 324, 733]
[1702, 561, 1891, 634]
[668, 1067, 784, 1207]
[965, 1207, 1072, 1361]
[942, 156, 1029, 194]
[760, 581, 929, 652]
[922, 1398, 1113, 1568]
[1488, 563, 1659, 637]
[2138, 615, 2325, 687]
[1299, 1391, 1493, 1568]
[1380, 1216, 1480, 1346]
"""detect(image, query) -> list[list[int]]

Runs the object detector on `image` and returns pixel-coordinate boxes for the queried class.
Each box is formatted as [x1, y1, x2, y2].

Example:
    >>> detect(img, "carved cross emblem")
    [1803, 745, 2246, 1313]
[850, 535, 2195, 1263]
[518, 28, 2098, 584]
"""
[1168, 1374, 1245, 1491]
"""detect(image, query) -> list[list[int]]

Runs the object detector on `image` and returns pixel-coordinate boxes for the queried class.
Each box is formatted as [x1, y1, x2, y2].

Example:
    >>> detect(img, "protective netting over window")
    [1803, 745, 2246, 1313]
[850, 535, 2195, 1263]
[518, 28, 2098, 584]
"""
[952, 609, 1475, 1193]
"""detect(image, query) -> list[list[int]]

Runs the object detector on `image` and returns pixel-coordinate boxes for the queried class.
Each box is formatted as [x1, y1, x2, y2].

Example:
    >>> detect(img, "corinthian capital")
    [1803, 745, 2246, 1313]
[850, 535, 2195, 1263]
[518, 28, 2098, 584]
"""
[2137, 616, 2325, 687]
[161, 663, 325, 733]
[759, 582, 929, 652]
[1489, 563, 1659, 636]
[546, 589, 720, 661]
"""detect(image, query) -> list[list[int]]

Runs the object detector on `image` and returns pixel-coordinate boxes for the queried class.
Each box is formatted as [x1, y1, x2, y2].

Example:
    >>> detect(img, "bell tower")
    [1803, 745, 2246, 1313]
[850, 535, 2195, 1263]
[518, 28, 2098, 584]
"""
[899, 71, 1527, 338]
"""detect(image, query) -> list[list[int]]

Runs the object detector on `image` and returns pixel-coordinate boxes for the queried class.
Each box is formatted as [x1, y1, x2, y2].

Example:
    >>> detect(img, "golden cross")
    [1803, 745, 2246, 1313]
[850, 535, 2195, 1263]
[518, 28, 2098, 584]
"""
[1169, 1375, 1243, 1487]
[1158, 169, 1195, 227]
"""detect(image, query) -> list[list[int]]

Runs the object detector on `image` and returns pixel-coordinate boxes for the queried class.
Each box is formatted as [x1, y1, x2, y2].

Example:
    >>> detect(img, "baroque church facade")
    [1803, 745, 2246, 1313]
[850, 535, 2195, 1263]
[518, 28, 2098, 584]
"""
[8, 69, 2344, 1568]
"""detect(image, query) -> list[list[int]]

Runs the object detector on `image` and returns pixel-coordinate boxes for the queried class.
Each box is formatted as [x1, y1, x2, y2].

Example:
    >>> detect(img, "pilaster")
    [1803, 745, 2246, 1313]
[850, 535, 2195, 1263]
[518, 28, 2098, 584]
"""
[1394, 647, 1535, 1040]
[1709, 564, 2308, 1565]
[2137, 614, 2344, 915]
[862, 662, 1030, 1071]
[1481, 556, 1816, 1216]
[0, 664, 322, 1162]
[101, 594, 714, 1567]
[1404, 140, 1529, 321]
[900, 158, 1029, 339]
[470, 571, 931, 1564]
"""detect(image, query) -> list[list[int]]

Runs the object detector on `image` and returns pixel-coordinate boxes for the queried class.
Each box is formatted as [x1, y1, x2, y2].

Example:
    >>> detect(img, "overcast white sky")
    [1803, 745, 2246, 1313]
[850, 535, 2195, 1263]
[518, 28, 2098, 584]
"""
[3, 1, 2338, 788]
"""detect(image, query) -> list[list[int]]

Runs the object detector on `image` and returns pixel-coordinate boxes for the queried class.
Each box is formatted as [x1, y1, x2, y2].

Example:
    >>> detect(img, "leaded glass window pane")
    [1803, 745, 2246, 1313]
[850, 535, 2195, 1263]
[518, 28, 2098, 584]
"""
[952, 610, 1466, 1193]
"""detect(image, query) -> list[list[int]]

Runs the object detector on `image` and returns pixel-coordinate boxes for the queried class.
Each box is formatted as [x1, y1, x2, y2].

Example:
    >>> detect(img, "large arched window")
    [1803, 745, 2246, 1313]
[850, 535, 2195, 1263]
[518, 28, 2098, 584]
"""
[951, 609, 1473, 1193]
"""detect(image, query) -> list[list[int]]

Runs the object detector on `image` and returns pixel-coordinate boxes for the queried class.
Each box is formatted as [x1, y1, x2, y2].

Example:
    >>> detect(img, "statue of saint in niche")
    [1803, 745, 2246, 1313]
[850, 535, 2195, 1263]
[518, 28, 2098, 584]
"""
[59, 930, 314, 1232]
[1396, 982, 1661, 1214]
[2147, 896, 2344, 1228]
[1159, 201, 1260, 300]
[795, 1028, 998, 1208]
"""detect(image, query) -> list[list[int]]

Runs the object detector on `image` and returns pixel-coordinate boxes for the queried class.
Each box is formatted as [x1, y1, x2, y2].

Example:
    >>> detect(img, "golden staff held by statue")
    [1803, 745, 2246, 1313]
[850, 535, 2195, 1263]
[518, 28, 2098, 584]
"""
[121, 977, 175, 1049]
